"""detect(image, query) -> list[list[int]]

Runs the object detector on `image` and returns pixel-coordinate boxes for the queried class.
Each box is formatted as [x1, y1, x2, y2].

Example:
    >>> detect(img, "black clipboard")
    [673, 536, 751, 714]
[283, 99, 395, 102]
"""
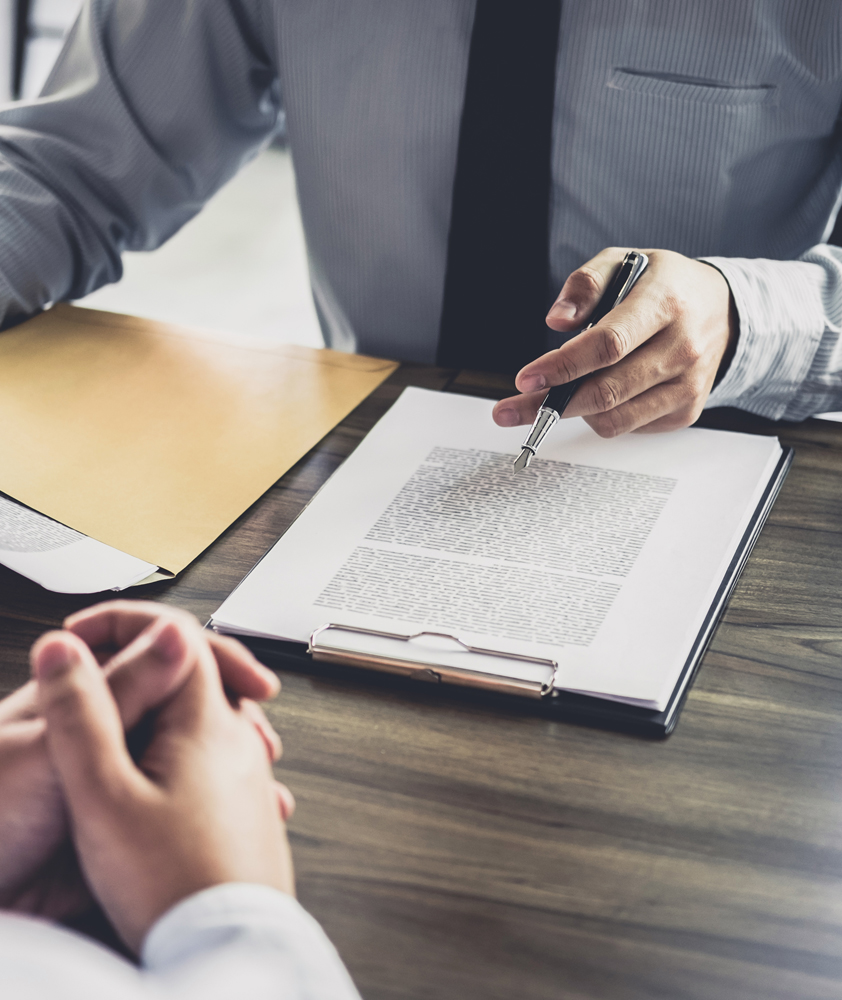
[227, 447, 793, 739]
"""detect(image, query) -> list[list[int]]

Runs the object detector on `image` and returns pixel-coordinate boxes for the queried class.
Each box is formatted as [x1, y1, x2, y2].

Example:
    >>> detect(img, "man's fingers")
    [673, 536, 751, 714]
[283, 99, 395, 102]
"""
[492, 389, 547, 427]
[105, 623, 280, 766]
[517, 281, 667, 394]
[583, 380, 700, 438]
[66, 602, 281, 763]
[104, 619, 199, 731]
[106, 621, 280, 729]
[553, 336, 689, 419]
[0, 680, 39, 725]
[239, 698, 282, 762]
[67, 601, 279, 702]
[495, 336, 677, 425]
[209, 633, 279, 701]
[31, 631, 140, 815]
[546, 246, 630, 331]
[65, 600, 196, 651]
[495, 363, 700, 436]
[274, 781, 296, 822]
[149, 636, 234, 741]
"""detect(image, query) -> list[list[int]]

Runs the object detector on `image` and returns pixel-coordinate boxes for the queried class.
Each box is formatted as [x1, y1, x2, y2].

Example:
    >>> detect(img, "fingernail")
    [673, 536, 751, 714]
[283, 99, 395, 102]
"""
[277, 784, 296, 822]
[519, 374, 546, 393]
[549, 299, 577, 321]
[34, 640, 77, 681]
[496, 408, 519, 427]
[149, 621, 184, 664]
[246, 648, 280, 696]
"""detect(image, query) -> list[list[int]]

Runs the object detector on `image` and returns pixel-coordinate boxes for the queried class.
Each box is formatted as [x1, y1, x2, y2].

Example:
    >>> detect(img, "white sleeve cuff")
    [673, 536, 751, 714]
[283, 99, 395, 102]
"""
[700, 255, 829, 418]
[142, 883, 361, 1000]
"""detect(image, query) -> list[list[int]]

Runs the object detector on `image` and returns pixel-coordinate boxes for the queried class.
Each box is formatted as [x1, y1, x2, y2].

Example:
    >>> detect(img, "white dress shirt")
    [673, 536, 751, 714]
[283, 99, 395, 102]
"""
[0, 0, 839, 419]
[0, 884, 361, 1000]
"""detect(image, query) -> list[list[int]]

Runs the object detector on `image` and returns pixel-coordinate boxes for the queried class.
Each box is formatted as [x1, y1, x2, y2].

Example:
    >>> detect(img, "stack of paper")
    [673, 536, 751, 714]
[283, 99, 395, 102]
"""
[212, 388, 786, 712]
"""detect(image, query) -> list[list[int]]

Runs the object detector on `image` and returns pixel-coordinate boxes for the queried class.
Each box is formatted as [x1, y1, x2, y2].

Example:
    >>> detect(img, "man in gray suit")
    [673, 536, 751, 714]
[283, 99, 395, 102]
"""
[0, 1, 838, 434]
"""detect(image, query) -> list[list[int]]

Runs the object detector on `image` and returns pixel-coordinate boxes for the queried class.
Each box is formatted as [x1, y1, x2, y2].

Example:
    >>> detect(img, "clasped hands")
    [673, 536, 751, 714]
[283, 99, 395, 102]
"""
[493, 248, 738, 436]
[0, 601, 294, 954]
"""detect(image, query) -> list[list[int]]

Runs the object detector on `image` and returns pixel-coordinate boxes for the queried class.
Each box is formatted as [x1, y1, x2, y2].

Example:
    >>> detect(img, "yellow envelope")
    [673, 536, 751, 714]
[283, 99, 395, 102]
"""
[0, 305, 397, 574]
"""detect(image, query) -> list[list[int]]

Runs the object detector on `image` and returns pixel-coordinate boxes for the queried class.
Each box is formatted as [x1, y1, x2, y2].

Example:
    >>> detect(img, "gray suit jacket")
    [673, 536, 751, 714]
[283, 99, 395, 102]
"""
[0, 0, 840, 419]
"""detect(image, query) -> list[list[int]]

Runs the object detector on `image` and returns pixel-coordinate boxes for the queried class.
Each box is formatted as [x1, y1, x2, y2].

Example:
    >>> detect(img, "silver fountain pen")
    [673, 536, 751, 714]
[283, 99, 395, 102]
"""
[513, 250, 649, 472]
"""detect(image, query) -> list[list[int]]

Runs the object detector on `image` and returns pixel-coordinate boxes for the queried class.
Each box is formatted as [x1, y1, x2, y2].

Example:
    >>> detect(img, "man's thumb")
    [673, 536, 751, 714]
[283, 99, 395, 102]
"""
[31, 631, 138, 816]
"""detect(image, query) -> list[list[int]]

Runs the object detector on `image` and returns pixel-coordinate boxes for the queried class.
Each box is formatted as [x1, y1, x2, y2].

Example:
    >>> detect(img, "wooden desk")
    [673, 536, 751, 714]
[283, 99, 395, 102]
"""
[0, 365, 841, 999]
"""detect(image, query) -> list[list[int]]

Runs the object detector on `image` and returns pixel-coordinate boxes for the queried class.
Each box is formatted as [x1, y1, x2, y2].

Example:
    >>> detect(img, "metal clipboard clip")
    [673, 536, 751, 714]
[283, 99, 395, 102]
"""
[308, 623, 558, 699]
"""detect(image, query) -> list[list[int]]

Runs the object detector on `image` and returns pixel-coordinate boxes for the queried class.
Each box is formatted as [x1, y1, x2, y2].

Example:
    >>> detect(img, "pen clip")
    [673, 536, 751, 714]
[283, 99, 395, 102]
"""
[584, 250, 648, 330]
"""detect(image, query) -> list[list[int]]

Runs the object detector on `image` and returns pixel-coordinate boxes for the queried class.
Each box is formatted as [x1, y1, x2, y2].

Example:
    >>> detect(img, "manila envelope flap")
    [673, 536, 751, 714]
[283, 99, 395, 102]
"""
[0, 305, 398, 574]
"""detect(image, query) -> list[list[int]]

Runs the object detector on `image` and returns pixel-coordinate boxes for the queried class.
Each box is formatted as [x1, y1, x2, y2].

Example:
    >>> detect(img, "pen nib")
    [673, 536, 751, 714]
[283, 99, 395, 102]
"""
[513, 448, 533, 473]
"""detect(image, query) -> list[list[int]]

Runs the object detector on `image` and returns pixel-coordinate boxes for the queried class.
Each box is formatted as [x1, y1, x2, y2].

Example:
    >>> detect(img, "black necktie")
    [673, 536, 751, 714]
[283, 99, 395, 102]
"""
[436, 0, 562, 375]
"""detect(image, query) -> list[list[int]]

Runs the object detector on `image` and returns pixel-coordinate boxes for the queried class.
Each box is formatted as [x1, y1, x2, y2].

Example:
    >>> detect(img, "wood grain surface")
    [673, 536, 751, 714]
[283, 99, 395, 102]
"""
[0, 364, 840, 1000]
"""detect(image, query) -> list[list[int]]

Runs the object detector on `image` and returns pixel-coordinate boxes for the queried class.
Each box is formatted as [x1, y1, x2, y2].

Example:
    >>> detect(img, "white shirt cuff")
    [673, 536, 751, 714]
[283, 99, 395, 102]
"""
[142, 883, 361, 1000]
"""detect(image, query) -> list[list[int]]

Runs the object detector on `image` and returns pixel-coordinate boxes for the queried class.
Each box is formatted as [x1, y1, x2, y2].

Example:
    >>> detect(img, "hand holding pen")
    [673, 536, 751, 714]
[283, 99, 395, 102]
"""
[492, 247, 739, 455]
[515, 250, 648, 470]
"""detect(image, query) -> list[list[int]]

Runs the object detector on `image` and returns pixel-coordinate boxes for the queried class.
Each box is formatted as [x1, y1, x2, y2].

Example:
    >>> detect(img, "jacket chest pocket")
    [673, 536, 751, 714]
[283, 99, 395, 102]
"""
[586, 67, 786, 253]
[608, 68, 778, 108]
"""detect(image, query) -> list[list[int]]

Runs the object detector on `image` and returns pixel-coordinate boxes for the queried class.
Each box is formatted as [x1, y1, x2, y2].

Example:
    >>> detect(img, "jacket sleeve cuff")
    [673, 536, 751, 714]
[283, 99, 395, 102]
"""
[699, 255, 829, 419]
[141, 883, 361, 999]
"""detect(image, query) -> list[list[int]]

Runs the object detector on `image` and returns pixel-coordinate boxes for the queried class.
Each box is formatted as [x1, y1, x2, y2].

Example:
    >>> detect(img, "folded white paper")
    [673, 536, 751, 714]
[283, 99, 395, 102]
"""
[0, 494, 157, 593]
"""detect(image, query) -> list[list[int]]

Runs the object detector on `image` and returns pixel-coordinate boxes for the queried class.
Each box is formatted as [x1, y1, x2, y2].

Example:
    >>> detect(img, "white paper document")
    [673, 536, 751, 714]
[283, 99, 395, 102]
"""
[212, 388, 783, 710]
[0, 494, 157, 593]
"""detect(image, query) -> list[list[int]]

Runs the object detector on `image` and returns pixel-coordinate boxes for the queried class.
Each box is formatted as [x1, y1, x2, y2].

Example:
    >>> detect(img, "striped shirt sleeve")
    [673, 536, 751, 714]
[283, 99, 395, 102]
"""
[703, 246, 842, 420]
